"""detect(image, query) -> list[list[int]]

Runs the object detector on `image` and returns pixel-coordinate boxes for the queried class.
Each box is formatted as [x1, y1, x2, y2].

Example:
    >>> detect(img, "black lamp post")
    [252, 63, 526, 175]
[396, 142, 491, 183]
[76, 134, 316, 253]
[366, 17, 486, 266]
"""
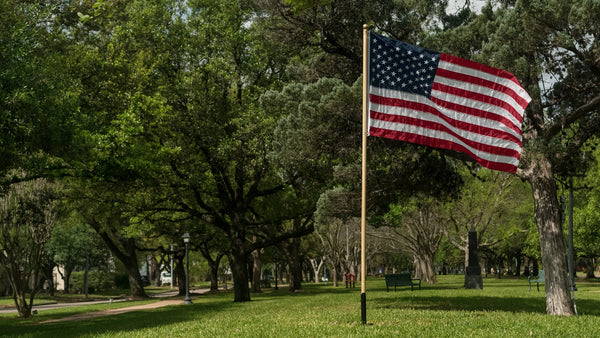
[182, 232, 192, 304]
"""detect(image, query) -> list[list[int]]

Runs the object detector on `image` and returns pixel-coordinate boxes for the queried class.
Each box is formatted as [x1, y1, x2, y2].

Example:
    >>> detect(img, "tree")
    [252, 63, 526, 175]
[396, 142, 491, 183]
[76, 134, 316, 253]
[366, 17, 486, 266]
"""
[72, 181, 153, 299]
[491, 1, 600, 315]
[0, 178, 59, 318]
[425, 1, 599, 314]
[573, 142, 600, 278]
[444, 169, 525, 271]
[383, 197, 445, 283]
[150, 0, 315, 302]
[46, 212, 111, 293]
[0, 1, 78, 182]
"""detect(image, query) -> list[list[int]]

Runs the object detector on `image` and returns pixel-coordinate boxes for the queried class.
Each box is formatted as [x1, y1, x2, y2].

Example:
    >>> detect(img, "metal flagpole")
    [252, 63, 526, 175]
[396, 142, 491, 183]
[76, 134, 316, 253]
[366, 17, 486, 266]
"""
[361, 23, 369, 325]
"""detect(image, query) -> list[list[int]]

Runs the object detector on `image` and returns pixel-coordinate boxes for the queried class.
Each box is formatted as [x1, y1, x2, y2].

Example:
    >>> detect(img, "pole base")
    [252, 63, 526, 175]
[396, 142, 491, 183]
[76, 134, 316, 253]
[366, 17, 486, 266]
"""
[361, 293, 367, 324]
[183, 297, 193, 304]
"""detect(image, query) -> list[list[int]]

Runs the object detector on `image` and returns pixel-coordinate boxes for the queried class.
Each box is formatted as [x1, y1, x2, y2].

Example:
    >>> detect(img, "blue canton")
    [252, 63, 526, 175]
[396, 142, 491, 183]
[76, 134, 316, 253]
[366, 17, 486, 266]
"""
[369, 33, 440, 98]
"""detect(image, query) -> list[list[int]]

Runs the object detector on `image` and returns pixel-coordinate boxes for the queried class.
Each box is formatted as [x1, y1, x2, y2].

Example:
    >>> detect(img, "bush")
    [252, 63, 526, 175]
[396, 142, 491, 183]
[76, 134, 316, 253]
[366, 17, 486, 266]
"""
[71, 271, 117, 293]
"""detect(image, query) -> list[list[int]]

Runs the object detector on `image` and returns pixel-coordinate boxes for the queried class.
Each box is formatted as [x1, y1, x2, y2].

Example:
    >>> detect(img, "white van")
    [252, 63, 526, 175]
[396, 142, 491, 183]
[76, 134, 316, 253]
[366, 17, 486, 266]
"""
[160, 271, 172, 285]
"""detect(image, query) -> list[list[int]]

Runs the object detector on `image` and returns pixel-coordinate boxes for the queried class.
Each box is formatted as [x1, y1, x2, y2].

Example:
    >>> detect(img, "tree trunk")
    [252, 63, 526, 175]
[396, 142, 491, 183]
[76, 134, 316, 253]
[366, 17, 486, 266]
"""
[40, 262, 55, 297]
[209, 261, 220, 291]
[63, 268, 72, 294]
[528, 155, 574, 315]
[287, 237, 303, 292]
[174, 254, 186, 296]
[13, 289, 32, 318]
[94, 225, 148, 299]
[331, 264, 339, 287]
[584, 258, 596, 279]
[123, 255, 148, 299]
[309, 257, 324, 283]
[198, 245, 224, 292]
[413, 252, 437, 284]
[230, 238, 251, 302]
[251, 248, 263, 293]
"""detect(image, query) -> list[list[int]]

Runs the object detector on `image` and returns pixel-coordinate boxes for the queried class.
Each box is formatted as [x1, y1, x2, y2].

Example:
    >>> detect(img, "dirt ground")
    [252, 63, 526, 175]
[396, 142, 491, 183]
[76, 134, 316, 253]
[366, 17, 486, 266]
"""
[39, 299, 183, 324]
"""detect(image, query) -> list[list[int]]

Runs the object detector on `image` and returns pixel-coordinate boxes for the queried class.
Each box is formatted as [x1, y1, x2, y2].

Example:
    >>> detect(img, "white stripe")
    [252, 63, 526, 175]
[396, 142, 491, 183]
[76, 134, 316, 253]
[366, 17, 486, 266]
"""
[433, 75, 526, 120]
[370, 86, 522, 142]
[430, 88, 522, 138]
[370, 118, 520, 166]
[438, 60, 532, 105]
[369, 101, 522, 153]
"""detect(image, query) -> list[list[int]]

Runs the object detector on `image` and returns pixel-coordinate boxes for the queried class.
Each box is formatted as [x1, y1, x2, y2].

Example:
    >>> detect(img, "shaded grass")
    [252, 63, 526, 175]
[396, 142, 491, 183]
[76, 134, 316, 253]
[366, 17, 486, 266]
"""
[1, 275, 599, 337]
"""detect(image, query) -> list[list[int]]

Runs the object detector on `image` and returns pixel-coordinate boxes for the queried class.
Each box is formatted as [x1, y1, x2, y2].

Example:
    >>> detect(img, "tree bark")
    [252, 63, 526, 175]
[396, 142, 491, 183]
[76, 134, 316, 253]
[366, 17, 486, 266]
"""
[123, 254, 147, 300]
[413, 252, 437, 284]
[286, 236, 303, 292]
[584, 258, 596, 279]
[527, 154, 574, 315]
[174, 254, 186, 296]
[96, 231, 148, 299]
[209, 260, 220, 291]
[309, 257, 324, 283]
[251, 247, 263, 293]
[230, 237, 251, 302]
[62, 267, 73, 294]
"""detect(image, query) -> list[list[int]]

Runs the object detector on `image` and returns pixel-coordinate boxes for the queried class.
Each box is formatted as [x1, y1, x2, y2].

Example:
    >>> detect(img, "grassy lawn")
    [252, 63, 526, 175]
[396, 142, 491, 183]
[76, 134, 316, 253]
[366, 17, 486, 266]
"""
[1, 275, 599, 337]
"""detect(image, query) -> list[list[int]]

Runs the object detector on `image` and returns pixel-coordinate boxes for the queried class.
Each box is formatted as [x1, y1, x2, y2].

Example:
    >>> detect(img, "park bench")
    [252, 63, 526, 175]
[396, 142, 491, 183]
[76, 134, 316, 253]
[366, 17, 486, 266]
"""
[528, 270, 545, 291]
[384, 273, 421, 291]
[345, 273, 356, 288]
[260, 279, 271, 288]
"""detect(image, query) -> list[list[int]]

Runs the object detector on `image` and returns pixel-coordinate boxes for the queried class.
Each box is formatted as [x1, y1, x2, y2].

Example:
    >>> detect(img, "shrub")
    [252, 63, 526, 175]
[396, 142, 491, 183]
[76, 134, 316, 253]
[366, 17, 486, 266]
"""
[71, 271, 117, 293]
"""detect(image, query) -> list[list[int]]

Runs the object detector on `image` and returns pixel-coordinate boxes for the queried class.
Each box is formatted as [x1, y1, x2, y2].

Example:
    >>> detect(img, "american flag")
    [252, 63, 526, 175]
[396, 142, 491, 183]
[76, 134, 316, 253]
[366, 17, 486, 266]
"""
[368, 32, 531, 173]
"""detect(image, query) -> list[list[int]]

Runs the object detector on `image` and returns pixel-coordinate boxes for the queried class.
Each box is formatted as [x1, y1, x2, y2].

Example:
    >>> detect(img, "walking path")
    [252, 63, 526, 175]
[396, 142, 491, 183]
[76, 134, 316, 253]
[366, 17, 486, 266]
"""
[1, 289, 209, 323]
[38, 299, 183, 323]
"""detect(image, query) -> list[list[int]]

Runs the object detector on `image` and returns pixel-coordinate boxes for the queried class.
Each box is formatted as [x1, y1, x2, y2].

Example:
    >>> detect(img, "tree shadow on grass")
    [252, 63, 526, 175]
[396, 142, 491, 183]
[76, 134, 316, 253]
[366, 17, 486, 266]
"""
[1, 299, 236, 337]
[371, 294, 600, 316]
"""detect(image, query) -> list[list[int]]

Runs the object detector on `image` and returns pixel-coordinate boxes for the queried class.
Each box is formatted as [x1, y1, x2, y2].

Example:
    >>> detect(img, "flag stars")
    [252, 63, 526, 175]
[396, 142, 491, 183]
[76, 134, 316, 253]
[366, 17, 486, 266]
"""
[369, 33, 440, 97]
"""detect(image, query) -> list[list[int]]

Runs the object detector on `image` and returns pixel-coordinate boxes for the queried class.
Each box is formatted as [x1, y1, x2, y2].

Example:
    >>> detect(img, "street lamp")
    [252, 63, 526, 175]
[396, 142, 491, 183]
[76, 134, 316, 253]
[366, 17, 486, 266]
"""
[182, 232, 192, 304]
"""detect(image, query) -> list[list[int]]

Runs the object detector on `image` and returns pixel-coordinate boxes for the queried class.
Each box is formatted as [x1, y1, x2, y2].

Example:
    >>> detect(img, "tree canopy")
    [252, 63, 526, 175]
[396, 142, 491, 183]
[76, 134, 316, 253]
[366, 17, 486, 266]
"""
[1, 0, 598, 316]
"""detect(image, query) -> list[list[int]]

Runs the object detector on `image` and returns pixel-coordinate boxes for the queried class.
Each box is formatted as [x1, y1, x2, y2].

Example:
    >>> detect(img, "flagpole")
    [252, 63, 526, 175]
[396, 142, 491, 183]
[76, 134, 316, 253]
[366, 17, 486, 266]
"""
[361, 23, 368, 325]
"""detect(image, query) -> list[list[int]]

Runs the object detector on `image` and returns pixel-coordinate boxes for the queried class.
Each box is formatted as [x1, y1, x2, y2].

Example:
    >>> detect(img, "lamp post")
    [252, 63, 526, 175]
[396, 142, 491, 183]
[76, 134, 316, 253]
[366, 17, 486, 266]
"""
[182, 232, 192, 304]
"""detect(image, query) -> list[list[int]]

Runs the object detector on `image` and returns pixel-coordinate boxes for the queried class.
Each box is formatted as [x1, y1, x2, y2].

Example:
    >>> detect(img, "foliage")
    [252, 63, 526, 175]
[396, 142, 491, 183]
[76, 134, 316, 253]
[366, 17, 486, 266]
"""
[0, 1, 78, 179]
[70, 271, 117, 294]
[2, 0, 598, 317]
[0, 178, 60, 318]
[46, 212, 112, 293]
[383, 197, 445, 283]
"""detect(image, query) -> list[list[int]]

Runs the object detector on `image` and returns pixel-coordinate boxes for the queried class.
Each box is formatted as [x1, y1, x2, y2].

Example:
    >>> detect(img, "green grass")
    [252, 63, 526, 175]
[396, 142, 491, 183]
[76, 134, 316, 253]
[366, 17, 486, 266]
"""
[1, 275, 599, 337]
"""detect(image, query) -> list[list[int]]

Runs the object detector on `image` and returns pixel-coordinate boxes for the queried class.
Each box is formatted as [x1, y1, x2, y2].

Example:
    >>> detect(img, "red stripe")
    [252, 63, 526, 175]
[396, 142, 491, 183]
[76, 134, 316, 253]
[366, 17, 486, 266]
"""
[370, 109, 521, 158]
[440, 53, 523, 87]
[429, 94, 522, 137]
[431, 82, 523, 124]
[369, 126, 518, 173]
[435, 68, 530, 110]
[370, 94, 522, 144]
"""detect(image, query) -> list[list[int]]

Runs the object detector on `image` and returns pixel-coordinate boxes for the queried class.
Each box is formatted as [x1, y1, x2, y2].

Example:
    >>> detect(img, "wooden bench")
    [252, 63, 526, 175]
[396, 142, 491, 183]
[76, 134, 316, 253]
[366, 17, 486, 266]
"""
[260, 279, 271, 288]
[384, 273, 421, 291]
[528, 270, 544, 291]
[345, 273, 356, 288]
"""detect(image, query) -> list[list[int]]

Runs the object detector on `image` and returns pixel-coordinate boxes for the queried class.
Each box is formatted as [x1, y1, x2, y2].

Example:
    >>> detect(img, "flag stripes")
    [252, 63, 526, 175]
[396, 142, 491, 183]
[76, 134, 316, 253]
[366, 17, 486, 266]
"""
[368, 32, 531, 173]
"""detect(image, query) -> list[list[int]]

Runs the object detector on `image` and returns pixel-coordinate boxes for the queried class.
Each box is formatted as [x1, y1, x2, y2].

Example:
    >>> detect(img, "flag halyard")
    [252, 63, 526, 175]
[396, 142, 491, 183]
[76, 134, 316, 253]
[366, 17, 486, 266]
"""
[367, 32, 531, 173]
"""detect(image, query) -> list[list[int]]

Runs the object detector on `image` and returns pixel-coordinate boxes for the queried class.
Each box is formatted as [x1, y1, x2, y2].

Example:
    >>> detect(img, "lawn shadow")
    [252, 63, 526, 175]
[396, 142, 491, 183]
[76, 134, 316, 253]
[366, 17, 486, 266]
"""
[371, 294, 600, 316]
[1, 298, 237, 337]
